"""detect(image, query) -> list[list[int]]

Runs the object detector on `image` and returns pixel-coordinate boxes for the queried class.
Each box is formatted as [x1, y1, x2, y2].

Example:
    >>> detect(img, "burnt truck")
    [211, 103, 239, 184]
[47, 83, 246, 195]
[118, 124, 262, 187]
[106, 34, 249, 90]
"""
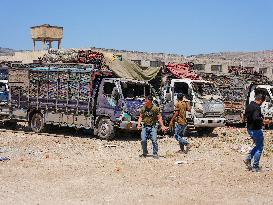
[199, 73, 273, 126]
[159, 78, 226, 135]
[7, 63, 154, 139]
[225, 84, 273, 126]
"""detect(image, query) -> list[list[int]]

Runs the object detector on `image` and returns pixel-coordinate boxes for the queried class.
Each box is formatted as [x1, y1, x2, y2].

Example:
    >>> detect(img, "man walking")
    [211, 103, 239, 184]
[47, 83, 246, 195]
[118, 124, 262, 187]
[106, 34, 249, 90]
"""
[137, 96, 167, 159]
[169, 94, 191, 153]
[244, 94, 272, 172]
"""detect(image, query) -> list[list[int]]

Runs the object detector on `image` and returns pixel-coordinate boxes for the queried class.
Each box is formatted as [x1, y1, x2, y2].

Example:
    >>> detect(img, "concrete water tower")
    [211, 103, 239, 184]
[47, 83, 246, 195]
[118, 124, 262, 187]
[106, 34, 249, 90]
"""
[31, 24, 63, 51]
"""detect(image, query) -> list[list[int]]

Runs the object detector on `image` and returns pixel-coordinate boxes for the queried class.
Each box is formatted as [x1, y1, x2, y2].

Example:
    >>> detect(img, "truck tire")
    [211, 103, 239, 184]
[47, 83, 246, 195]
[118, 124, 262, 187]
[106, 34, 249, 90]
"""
[197, 128, 214, 136]
[97, 118, 115, 140]
[30, 113, 46, 133]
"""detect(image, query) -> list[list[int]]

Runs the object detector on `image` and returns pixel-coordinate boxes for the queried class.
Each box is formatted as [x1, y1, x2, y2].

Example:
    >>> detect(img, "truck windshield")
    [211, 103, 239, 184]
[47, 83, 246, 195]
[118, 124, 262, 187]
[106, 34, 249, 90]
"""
[192, 82, 220, 96]
[121, 82, 151, 98]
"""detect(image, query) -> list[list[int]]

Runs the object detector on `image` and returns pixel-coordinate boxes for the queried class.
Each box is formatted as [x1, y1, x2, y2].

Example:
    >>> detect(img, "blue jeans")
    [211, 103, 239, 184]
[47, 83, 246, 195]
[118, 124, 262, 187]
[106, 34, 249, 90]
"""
[175, 124, 189, 145]
[246, 129, 264, 168]
[141, 126, 158, 155]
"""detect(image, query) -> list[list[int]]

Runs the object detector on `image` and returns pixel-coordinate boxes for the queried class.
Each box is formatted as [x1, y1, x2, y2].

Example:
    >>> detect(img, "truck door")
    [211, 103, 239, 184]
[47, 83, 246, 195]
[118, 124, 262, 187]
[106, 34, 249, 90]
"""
[173, 81, 194, 120]
[173, 81, 191, 102]
[255, 88, 271, 116]
[161, 85, 174, 122]
[261, 89, 272, 117]
[96, 79, 122, 120]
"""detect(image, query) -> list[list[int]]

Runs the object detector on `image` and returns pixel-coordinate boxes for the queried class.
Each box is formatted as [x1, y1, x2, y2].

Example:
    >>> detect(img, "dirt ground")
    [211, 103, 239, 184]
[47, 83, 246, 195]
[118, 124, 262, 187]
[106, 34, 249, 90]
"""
[0, 125, 272, 205]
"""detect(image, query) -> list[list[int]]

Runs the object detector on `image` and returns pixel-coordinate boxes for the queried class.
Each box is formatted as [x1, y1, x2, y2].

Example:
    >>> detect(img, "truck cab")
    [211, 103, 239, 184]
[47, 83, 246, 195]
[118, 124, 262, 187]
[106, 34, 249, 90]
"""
[162, 79, 226, 134]
[0, 80, 9, 120]
[94, 78, 155, 139]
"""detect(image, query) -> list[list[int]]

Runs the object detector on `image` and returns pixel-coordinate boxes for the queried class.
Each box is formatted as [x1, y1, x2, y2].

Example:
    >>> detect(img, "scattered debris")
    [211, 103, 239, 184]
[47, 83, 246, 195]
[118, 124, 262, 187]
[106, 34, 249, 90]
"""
[174, 160, 188, 165]
[240, 145, 252, 154]
[105, 144, 118, 148]
[0, 156, 10, 161]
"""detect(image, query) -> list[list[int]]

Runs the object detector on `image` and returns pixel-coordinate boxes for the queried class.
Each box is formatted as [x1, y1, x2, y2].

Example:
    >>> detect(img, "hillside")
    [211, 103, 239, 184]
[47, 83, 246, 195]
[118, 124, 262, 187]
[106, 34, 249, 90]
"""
[0, 47, 16, 56]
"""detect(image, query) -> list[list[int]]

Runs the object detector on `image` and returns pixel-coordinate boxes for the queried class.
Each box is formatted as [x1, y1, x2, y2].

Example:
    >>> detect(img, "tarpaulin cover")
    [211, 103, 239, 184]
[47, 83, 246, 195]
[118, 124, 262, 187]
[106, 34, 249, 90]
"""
[166, 63, 200, 80]
[104, 53, 161, 81]
[43, 49, 161, 81]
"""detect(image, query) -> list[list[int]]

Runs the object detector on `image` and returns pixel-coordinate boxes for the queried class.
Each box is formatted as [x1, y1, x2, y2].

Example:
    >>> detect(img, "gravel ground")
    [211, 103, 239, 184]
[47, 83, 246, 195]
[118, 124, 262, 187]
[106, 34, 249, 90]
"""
[0, 126, 272, 205]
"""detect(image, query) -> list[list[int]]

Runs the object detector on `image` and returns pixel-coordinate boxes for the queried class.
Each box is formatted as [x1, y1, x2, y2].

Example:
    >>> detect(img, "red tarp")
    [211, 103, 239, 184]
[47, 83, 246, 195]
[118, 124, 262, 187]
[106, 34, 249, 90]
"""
[165, 63, 201, 80]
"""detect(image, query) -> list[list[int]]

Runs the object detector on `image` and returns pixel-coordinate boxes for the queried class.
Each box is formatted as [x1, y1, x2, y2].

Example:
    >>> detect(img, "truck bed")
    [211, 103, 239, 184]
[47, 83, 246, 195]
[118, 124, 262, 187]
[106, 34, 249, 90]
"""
[9, 63, 113, 116]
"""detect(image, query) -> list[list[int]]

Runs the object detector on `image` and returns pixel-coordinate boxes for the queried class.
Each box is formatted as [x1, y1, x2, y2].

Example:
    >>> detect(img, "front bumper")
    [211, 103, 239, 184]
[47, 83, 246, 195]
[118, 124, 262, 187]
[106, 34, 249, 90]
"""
[194, 117, 226, 128]
[0, 107, 10, 121]
[119, 121, 139, 130]
[225, 114, 244, 124]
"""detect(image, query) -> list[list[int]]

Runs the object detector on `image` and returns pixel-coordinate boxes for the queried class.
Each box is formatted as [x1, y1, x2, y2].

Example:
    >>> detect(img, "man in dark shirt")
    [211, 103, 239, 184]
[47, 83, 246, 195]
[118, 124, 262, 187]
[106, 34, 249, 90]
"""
[137, 96, 167, 159]
[244, 94, 272, 172]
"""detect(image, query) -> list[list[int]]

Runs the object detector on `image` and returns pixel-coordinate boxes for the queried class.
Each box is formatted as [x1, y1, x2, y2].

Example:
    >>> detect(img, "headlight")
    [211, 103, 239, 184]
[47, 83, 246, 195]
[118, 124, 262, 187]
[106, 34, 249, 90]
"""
[194, 103, 204, 113]
[195, 108, 203, 113]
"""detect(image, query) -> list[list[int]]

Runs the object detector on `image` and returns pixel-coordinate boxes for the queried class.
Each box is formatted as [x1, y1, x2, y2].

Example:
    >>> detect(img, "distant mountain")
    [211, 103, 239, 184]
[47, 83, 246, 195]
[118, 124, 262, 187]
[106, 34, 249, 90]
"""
[189, 50, 273, 63]
[0, 47, 16, 56]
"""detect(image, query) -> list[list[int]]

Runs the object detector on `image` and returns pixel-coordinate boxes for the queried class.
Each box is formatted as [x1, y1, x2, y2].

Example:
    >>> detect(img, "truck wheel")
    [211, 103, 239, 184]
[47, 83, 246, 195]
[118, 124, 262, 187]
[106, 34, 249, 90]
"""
[197, 128, 214, 136]
[30, 113, 46, 133]
[97, 118, 115, 140]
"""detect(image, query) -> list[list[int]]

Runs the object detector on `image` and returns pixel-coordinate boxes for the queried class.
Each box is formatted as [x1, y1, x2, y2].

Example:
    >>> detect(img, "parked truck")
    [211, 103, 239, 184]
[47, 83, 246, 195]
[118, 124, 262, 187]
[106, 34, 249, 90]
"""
[199, 73, 273, 126]
[225, 83, 273, 126]
[7, 63, 154, 139]
[157, 78, 226, 135]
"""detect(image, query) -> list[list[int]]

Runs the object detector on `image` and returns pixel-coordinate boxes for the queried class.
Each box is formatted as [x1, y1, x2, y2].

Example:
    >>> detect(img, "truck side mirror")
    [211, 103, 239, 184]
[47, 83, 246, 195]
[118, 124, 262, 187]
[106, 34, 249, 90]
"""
[265, 96, 271, 102]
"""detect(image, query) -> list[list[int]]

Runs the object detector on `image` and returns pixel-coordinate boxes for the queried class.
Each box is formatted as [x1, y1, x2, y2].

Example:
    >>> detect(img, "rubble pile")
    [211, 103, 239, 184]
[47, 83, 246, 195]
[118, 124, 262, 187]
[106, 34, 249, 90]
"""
[200, 73, 272, 102]
[42, 49, 109, 69]
[191, 50, 273, 64]
[227, 66, 256, 75]
[42, 49, 78, 63]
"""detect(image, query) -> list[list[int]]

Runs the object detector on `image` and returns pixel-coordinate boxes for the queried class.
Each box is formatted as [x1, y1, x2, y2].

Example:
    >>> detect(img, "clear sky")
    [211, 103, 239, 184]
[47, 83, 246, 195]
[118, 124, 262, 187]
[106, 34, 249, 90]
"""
[0, 0, 272, 55]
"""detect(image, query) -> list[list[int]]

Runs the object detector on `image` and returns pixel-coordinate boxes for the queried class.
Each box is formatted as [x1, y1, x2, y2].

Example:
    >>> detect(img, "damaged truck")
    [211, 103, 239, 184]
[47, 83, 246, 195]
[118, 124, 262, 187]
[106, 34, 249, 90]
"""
[7, 63, 154, 140]
[200, 73, 273, 127]
[151, 63, 226, 135]
[159, 78, 226, 135]
[225, 83, 273, 127]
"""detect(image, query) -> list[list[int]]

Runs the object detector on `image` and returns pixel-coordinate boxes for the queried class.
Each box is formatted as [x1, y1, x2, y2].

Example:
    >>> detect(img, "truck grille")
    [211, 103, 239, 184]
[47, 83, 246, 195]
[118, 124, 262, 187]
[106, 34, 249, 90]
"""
[205, 112, 222, 118]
